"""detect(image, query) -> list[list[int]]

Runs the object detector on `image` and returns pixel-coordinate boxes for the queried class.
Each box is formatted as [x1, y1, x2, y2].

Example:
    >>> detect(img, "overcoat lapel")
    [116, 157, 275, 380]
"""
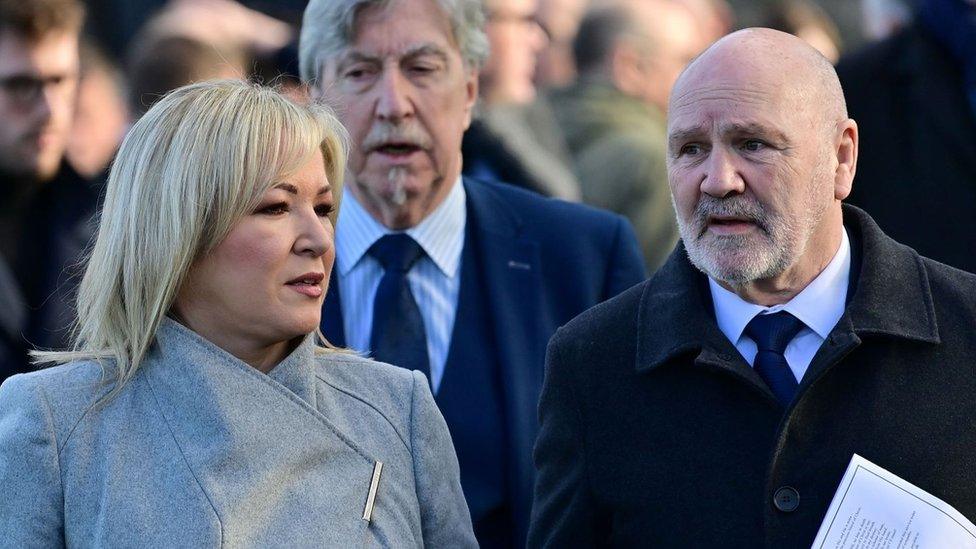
[462, 178, 547, 533]
[635, 244, 778, 404]
[143, 320, 375, 545]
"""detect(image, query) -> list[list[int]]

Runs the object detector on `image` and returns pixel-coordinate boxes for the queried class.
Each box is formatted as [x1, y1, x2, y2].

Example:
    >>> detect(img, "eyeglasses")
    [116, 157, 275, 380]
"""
[0, 74, 75, 106]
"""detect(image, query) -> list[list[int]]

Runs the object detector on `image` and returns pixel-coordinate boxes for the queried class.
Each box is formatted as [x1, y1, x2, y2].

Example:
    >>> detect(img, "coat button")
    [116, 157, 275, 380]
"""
[773, 486, 800, 512]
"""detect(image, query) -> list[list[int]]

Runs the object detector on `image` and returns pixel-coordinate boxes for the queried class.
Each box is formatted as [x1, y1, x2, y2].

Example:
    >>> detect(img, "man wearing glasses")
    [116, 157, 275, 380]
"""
[0, 0, 94, 382]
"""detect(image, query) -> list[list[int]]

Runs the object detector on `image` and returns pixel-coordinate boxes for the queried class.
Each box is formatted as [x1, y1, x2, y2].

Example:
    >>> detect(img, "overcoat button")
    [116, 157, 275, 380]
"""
[773, 486, 800, 512]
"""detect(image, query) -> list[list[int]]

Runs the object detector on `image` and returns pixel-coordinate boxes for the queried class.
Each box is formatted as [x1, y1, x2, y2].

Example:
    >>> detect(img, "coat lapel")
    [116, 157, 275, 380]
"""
[143, 320, 375, 545]
[462, 178, 547, 533]
[635, 244, 776, 402]
[799, 206, 940, 389]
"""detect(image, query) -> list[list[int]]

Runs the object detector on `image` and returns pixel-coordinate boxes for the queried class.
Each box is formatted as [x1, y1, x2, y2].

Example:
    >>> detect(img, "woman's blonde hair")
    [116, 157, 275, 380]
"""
[32, 79, 348, 394]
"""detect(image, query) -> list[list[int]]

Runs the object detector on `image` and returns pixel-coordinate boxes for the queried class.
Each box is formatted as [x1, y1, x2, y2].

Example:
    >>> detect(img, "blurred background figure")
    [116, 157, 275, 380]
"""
[534, 0, 589, 88]
[127, 34, 246, 116]
[125, 0, 296, 116]
[836, 0, 976, 273]
[861, 0, 912, 41]
[0, 0, 95, 383]
[462, 0, 582, 200]
[549, 0, 703, 270]
[764, 0, 843, 63]
[675, 0, 735, 46]
[66, 40, 130, 178]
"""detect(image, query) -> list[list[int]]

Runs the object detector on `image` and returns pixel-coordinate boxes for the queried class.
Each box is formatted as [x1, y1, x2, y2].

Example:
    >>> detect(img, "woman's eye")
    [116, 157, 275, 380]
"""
[257, 202, 288, 215]
[315, 204, 335, 217]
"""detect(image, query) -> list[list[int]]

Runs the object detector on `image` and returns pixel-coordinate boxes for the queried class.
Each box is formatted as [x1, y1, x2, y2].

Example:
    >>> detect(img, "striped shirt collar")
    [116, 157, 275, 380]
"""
[335, 177, 466, 279]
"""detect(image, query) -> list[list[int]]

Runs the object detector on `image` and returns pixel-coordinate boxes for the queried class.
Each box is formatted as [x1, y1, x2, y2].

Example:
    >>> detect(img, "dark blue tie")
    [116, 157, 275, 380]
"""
[368, 234, 430, 381]
[744, 311, 805, 407]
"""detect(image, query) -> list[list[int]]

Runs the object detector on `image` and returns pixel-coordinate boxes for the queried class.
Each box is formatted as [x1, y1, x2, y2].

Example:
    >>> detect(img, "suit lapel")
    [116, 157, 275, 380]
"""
[460, 178, 546, 532]
[321, 269, 347, 347]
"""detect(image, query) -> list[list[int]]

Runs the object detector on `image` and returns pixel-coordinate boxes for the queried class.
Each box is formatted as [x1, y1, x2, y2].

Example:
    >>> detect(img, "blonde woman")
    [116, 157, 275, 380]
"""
[0, 80, 476, 547]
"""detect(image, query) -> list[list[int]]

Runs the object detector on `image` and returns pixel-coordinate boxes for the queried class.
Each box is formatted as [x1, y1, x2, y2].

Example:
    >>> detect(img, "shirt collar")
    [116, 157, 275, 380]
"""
[709, 228, 852, 344]
[335, 176, 466, 278]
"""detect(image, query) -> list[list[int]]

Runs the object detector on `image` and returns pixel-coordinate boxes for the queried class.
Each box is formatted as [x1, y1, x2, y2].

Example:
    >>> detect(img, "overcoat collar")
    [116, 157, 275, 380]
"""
[142, 319, 377, 544]
[636, 204, 940, 375]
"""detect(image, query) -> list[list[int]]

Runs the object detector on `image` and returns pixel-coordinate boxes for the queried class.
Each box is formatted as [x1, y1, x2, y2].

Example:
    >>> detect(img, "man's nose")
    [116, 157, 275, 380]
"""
[375, 68, 414, 121]
[699, 147, 745, 198]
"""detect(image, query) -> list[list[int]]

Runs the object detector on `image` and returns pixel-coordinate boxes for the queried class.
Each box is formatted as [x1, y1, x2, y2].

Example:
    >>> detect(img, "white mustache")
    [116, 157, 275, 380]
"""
[693, 195, 770, 237]
[362, 121, 432, 151]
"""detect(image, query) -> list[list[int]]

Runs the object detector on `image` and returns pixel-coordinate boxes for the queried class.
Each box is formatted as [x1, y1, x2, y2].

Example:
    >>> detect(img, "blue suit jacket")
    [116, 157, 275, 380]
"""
[322, 177, 646, 545]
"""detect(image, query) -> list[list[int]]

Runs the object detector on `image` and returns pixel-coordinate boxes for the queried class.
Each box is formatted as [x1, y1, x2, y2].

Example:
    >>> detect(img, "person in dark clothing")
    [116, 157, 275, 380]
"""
[531, 28, 976, 547]
[836, 0, 976, 273]
[0, 0, 99, 382]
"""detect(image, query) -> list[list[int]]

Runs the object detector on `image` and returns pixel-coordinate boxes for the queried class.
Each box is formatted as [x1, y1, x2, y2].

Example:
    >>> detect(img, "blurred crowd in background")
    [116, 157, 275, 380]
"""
[3, 0, 976, 382]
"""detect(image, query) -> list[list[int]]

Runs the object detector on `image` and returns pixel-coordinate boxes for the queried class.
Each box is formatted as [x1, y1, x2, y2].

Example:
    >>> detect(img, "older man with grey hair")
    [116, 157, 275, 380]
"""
[299, 0, 647, 546]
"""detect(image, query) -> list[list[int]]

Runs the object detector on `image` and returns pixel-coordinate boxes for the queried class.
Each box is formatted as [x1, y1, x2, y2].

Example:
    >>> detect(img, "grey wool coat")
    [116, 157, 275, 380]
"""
[0, 319, 477, 548]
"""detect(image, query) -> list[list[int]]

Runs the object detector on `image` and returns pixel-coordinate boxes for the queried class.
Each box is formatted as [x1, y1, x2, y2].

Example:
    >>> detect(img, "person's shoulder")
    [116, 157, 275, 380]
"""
[553, 280, 647, 348]
[466, 176, 626, 230]
[836, 26, 916, 87]
[0, 361, 113, 442]
[920, 255, 976, 306]
[313, 351, 419, 424]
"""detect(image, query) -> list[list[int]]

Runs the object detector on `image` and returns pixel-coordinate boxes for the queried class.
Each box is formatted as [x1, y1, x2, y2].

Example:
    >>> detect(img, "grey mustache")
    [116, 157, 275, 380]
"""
[693, 196, 770, 236]
[363, 122, 432, 151]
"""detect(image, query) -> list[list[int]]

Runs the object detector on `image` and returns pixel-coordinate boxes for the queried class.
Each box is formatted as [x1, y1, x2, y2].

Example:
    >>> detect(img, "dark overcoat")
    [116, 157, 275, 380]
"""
[529, 205, 976, 548]
[837, 22, 976, 273]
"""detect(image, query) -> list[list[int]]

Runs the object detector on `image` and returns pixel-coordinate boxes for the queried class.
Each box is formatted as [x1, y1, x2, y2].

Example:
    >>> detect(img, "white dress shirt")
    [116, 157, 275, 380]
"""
[335, 178, 466, 393]
[709, 229, 852, 383]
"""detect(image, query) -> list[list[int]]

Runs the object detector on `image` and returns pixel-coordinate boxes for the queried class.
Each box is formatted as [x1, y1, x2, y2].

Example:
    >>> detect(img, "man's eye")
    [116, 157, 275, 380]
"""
[343, 67, 373, 80]
[680, 144, 702, 156]
[743, 140, 766, 152]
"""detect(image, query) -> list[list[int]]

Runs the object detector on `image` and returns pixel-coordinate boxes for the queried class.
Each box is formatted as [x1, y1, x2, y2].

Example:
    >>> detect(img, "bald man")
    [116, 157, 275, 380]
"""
[529, 28, 976, 547]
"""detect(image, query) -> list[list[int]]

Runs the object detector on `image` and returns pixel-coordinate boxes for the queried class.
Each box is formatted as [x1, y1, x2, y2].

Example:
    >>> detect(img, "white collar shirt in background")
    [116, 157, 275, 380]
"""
[335, 177, 466, 393]
[709, 229, 852, 383]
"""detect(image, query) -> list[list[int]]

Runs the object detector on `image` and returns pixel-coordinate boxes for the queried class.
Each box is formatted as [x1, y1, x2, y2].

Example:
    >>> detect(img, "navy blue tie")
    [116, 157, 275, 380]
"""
[744, 311, 805, 407]
[368, 234, 430, 381]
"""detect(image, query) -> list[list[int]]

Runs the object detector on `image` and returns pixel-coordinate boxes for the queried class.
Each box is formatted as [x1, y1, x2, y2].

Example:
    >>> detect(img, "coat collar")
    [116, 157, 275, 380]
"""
[636, 204, 939, 374]
[153, 317, 322, 407]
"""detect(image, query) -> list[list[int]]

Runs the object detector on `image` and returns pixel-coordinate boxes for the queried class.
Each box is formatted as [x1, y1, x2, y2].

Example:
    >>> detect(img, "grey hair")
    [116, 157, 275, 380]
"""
[32, 79, 348, 398]
[299, 0, 489, 84]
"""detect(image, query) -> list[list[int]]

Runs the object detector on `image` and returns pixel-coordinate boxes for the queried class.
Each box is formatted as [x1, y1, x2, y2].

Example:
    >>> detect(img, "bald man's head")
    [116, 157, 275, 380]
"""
[665, 28, 859, 302]
[674, 28, 846, 132]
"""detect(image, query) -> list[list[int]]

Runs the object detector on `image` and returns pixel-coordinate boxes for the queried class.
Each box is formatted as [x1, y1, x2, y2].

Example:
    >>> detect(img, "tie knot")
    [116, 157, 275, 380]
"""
[368, 233, 425, 272]
[744, 311, 806, 354]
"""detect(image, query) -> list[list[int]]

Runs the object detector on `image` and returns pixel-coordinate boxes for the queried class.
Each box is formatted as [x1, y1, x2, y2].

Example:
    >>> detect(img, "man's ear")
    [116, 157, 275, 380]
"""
[462, 67, 479, 130]
[834, 119, 858, 201]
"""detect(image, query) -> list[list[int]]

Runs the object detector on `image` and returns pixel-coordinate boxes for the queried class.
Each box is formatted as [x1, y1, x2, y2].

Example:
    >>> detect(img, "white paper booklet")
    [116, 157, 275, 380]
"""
[812, 454, 976, 549]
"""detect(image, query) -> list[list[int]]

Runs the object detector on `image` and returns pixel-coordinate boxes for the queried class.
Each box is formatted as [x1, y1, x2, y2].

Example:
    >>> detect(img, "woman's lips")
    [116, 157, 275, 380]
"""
[285, 272, 324, 298]
[286, 283, 323, 298]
